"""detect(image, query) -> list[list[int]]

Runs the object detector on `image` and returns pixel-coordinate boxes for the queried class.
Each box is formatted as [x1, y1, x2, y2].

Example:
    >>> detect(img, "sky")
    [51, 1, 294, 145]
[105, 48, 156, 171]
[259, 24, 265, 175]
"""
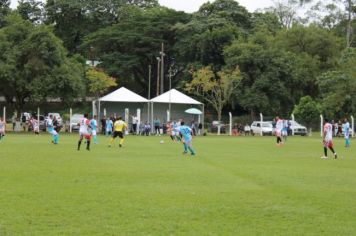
[10, 0, 275, 12]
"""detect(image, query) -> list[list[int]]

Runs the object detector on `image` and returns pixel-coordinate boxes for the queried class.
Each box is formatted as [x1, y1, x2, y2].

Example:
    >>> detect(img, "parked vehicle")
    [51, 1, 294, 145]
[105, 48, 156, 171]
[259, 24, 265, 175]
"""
[250, 121, 273, 136]
[289, 120, 308, 136]
[66, 114, 84, 132]
[209, 121, 226, 133]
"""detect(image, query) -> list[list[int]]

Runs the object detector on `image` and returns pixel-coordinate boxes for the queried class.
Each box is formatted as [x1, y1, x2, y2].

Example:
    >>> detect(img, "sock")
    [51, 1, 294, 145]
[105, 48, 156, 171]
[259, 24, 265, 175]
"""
[109, 138, 114, 145]
[329, 147, 335, 154]
[170, 135, 174, 141]
[86, 140, 90, 150]
[324, 147, 327, 157]
[183, 143, 188, 153]
[188, 146, 195, 155]
[120, 138, 124, 146]
[55, 134, 59, 143]
[93, 136, 97, 144]
[78, 141, 82, 150]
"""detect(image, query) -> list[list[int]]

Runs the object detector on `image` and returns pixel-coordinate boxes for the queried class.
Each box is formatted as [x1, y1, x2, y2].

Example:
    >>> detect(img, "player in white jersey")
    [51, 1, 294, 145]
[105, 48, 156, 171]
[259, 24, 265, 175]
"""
[321, 119, 337, 159]
[30, 116, 40, 135]
[0, 117, 5, 142]
[77, 113, 91, 151]
[46, 115, 59, 144]
[275, 116, 284, 146]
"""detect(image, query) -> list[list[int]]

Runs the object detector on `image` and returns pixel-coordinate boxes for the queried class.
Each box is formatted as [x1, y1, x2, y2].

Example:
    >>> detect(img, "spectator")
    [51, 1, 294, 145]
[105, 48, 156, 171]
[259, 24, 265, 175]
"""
[101, 116, 106, 135]
[244, 124, 251, 136]
[131, 115, 138, 135]
[154, 117, 161, 136]
[144, 121, 151, 136]
[191, 120, 197, 136]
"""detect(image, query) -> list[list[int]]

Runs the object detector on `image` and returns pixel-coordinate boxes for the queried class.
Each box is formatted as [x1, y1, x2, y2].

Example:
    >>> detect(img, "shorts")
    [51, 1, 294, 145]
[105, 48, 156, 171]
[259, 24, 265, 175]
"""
[91, 130, 97, 136]
[275, 131, 282, 137]
[48, 130, 58, 136]
[323, 140, 333, 148]
[113, 131, 124, 139]
[80, 131, 91, 140]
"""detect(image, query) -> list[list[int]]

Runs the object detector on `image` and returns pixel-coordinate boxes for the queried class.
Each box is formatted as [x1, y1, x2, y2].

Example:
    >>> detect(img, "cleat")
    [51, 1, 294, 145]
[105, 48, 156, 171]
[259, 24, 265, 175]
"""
[182, 152, 188, 155]
[119, 144, 122, 148]
[334, 153, 338, 159]
[321, 156, 328, 159]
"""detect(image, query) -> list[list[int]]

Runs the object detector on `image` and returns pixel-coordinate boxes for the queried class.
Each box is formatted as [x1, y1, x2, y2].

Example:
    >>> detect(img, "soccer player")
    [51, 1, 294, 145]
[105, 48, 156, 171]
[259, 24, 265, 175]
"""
[275, 116, 284, 146]
[77, 113, 91, 151]
[29, 116, 40, 135]
[178, 121, 195, 156]
[343, 118, 350, 148]
[46, 115, 59, 144]
[0, 117, 5, 142]
[90, 115, 98, 144]
[321, 118, 337, 159]
[108, 116, 127, 148]
[105, 117, 113, 137]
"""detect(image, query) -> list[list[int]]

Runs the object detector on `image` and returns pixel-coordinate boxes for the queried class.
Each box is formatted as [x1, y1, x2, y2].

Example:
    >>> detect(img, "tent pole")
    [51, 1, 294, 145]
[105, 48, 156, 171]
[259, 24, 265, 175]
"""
[202, 104, 205, 134]
[151, 102, 154, 134]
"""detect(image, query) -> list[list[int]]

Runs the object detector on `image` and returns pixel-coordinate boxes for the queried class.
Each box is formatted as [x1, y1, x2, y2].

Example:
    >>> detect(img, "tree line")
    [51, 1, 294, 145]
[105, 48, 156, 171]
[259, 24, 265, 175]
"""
[0, 0, 355, 123]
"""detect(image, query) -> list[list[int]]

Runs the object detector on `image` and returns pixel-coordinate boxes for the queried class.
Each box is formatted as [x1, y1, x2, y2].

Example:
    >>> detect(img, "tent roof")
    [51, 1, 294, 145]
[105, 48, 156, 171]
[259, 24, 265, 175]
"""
[99, 87, 148, 103]
[150, 89, 202, 105]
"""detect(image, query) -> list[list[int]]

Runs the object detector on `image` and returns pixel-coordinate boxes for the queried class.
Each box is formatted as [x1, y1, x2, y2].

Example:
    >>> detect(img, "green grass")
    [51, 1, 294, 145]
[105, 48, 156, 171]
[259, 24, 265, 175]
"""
[0, 133, 355, 235]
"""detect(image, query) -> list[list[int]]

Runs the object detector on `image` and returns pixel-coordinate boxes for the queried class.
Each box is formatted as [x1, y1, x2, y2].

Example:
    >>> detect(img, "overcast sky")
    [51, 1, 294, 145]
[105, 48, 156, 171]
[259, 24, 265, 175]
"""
[10, 0, 275, 12]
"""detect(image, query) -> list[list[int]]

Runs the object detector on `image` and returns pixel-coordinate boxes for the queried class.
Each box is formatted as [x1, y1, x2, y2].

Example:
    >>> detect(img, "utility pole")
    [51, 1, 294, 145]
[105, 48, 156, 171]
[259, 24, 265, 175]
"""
[160, 43, 165, 94]
[346, 0, 352, 47]
[156, 57, 161, 96]
[148, 65, 151, 126]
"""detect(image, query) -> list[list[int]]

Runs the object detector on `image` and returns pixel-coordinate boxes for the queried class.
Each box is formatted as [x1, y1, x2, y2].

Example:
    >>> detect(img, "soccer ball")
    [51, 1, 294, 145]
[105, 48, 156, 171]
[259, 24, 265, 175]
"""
[160, 140, 164, 144]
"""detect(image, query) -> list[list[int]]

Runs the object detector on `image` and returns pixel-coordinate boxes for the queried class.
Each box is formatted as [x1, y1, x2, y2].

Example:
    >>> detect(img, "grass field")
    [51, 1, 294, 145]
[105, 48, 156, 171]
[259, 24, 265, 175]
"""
[0, 133, 355, 235]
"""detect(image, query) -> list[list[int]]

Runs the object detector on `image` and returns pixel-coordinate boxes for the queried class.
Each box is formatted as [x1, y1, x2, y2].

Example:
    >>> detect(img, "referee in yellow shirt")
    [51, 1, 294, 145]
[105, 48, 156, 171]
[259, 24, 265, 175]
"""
[109, 116, 127, 148]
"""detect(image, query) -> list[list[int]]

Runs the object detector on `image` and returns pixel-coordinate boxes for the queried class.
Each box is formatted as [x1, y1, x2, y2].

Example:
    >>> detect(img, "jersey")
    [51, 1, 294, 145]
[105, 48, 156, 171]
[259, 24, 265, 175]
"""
[79, 118, 90, 134]
[324, 123, 333, 142]
[30, 119, 39, 132]
[178, 125, 192, 142]
[343, 122, 350, 138]
[106, 119, 113, 131]
[276, 119, 284, 133]
[90, 119, 97, 131]
[114, 120, 127, 132]
[46, 118, 54, 132]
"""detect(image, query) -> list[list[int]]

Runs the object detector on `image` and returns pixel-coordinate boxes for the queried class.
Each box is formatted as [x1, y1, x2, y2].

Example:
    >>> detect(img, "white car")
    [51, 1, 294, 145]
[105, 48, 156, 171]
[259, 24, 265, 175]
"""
[68, 114, 84, 131]
[250, 121, 273, 136]
[289, 120, 308, 136]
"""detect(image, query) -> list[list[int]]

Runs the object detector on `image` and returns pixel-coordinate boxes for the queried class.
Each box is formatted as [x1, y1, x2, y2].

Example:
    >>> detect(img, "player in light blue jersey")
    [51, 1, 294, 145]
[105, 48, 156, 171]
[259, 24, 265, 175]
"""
[343, 118, 351, 148]
[105, 117, 113, 137]
[178, 121, 195, 156]
[90, 115, 98, 144]
[46, 115, 59, 144]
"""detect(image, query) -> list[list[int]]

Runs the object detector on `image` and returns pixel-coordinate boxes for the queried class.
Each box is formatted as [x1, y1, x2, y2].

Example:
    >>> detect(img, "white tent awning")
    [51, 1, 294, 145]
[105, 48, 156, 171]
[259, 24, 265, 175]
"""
[150, 89, 202, 105]
[99, 87, 148, 103]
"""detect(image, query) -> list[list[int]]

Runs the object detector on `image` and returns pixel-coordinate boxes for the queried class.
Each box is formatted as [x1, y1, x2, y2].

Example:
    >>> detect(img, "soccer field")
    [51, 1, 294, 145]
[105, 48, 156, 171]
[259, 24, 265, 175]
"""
[0, 134, 355, 235]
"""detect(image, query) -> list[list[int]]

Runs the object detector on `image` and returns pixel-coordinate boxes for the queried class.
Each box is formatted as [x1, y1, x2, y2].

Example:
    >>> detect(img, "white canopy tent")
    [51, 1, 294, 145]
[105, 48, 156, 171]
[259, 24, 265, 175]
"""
[95, 87, 149, 132]
[150, 89, 204, 131]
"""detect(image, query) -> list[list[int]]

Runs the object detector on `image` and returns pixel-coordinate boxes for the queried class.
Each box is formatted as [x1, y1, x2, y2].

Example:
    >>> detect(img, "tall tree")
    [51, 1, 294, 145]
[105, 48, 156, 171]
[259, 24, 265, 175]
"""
[0, 13, 86, 112]
[17, 0, 44, 24]
[186, 66, 241, 134]
[0, 0, 10, 27]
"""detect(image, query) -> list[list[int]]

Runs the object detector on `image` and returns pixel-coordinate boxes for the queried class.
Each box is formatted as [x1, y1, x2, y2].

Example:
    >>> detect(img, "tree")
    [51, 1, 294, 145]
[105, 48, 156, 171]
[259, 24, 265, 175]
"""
[17, 0, 44, 24]
[44, 0, 159, 54]
[83, 6, 190, 96]
[186, 66, 241, 135]
[317, 48, 356, 117]
[86, 67, 117, 98]
[293, 96, 321, 129]
[0, 0, 10, 27]
[0, 13, 86, 113]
